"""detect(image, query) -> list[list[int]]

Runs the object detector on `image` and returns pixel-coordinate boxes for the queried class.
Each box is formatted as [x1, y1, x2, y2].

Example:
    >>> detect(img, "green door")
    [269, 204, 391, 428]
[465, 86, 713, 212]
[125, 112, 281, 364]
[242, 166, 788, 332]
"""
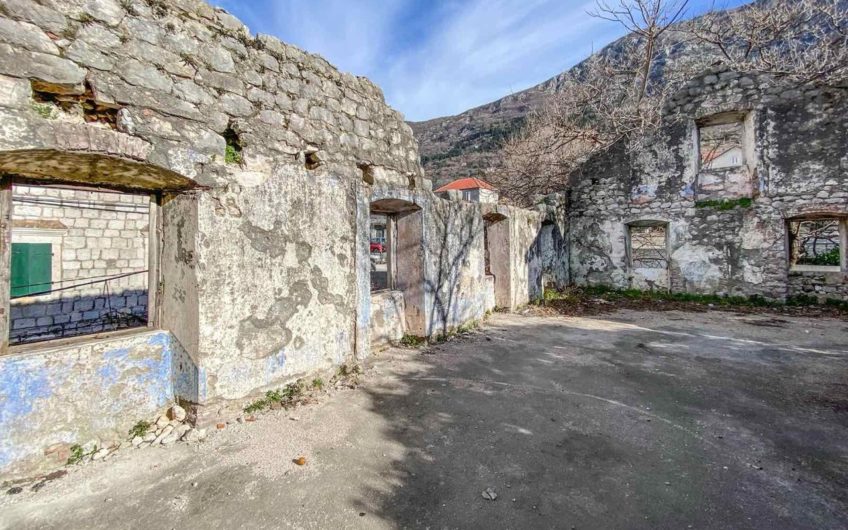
[11, 243, 52, 297]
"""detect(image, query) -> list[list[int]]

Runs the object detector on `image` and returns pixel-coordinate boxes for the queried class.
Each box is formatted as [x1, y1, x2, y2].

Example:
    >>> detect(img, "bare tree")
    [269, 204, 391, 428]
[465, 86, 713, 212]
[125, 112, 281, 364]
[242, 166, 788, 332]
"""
[494, 0, 848, 205]
[687, 0, 848, 85]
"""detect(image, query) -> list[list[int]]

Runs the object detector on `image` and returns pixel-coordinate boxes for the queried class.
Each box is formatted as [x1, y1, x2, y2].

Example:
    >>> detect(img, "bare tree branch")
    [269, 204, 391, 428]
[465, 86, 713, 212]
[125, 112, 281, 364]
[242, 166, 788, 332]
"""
[493, 0, 848, 206]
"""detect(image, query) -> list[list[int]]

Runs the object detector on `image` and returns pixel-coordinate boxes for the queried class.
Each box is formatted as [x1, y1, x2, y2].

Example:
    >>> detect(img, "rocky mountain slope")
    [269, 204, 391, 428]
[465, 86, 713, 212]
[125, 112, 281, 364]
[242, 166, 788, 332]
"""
[410, 73, 556, 189]
[409, 1, 770, 189]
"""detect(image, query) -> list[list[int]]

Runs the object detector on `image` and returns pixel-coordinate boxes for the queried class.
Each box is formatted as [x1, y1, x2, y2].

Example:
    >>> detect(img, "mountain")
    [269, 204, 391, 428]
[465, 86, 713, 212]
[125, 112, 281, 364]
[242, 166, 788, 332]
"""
[410, 76, 556, 190]
[409, 1, 787, 190]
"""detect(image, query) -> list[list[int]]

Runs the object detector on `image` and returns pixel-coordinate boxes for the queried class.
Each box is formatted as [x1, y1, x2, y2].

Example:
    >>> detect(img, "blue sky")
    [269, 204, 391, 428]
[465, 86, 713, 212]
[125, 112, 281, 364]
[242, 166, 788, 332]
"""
[209, 0, 751, 121]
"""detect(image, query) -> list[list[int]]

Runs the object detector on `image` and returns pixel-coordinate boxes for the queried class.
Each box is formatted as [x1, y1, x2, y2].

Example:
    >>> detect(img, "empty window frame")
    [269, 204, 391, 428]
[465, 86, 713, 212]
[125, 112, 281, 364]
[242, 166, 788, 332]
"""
[9, 184, 153, 345]
[698, 112, 747, 170]
[628, 223, 669, 269]
[787, 217, 845, 271]
[370, 213, 392, 292]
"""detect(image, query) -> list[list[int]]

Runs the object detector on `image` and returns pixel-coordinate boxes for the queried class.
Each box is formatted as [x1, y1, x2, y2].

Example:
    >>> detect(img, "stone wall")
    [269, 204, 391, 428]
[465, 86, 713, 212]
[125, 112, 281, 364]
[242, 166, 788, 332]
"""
[10, 185, 148, 343]
[369, 290, 406, 348]
[568, 68, 848, 300]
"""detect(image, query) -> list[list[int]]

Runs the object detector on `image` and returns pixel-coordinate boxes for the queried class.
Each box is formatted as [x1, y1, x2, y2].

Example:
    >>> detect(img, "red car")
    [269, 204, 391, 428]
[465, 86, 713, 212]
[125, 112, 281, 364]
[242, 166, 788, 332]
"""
[370, 241, 385, 253]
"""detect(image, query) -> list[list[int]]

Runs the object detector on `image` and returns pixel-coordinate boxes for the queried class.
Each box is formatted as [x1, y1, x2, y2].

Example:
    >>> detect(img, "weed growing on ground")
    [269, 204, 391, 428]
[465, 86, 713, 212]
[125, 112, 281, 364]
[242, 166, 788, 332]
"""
[336, 364, 362, 378]
[540, 285, 847, 316]
[399, 334, 426, 348]
[128, 420, 151, 438]
[67, 444, 88, 465]
[243, 378, 327, 413]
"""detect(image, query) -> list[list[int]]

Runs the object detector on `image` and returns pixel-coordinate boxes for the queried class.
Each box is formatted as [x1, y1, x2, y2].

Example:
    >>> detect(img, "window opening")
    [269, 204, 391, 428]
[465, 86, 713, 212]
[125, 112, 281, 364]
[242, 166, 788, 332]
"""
[629, 223, 668, 269]
[698, 114, 745, 170]
[788, 218, 843, 270]
[9, 184, 152, 345]
[370, 213, 390, 291]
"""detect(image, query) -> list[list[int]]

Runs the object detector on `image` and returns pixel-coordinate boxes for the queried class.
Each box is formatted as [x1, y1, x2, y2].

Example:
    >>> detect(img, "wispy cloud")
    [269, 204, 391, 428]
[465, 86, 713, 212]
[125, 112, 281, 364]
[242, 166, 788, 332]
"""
[208, 0, 749, 121]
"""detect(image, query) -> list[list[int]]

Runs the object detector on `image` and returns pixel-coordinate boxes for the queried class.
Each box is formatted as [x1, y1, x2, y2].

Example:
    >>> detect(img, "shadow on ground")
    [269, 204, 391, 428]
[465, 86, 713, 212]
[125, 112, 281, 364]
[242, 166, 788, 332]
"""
[354, 311, 848, 529]
[2, 311, 847, 529]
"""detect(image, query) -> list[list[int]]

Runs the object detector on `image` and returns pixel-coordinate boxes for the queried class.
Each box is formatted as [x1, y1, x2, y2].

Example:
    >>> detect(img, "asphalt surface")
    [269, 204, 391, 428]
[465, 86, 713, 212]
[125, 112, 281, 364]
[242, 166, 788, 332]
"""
[2, 310, 847, 529]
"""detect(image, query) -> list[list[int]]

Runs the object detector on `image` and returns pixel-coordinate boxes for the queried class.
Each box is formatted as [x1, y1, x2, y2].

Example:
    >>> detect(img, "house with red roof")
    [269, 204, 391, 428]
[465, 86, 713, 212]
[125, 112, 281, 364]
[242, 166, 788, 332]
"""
[434, 177, 499, 204]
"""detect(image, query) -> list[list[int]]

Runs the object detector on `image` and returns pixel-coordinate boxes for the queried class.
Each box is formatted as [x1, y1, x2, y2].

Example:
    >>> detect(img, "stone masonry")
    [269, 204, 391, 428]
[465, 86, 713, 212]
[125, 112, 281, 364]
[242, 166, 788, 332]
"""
[568, 67, 848, 301]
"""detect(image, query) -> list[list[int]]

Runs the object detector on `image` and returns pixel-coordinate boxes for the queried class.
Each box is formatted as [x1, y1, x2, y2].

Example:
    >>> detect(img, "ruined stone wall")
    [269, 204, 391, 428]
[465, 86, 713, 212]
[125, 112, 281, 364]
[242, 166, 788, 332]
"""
[0, 0, 569, 479]
[423, 196, 488, 335]
[369, 290, 406, 348]
[569, 68, 848, 300]
[0, 0, 423, 477]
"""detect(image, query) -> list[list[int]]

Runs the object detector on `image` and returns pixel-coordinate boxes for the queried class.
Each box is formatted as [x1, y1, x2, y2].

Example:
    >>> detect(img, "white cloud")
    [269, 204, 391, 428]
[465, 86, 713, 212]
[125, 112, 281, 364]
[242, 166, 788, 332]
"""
[385, 0, 625, 120]
[210, 0, 634, 121]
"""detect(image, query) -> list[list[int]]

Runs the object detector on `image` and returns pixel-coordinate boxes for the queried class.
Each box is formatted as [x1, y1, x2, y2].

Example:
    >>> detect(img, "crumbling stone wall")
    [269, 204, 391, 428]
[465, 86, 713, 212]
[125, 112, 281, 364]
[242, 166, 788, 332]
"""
[569, 68, 848, 300]
[0, 329, 197, 479]
[0, 0, 424, 479]
[0, 0, 570, 480]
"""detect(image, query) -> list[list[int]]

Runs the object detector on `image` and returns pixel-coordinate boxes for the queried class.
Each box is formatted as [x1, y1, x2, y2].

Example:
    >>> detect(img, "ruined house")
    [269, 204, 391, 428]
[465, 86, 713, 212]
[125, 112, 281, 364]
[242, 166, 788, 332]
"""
[568, 69, 848, 301]
[1, 0, 845, 483]
[0, 0, 567, 479]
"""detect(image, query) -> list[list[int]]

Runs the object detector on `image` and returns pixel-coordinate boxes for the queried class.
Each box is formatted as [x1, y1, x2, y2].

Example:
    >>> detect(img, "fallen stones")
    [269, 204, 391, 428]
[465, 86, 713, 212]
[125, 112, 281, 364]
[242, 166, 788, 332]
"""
[153, 425, 174, 445]
[155, 414, 170, 429]
[181, 428, 207, 443]
[169, 405, 187, 422]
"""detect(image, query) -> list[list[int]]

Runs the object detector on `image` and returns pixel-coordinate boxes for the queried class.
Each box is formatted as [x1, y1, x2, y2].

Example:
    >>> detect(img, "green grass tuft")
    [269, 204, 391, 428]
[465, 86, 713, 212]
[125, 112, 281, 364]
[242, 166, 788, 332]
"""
[224, 144, 242, 164]
[128, 420, 151, 438]
[399, 334, 426, 347]
[694, 197, 753, 211]
[67, 444, 86, 465]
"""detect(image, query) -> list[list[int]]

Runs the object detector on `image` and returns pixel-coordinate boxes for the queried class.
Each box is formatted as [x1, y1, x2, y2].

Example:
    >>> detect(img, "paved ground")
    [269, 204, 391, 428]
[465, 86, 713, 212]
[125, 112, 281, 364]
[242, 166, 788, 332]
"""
[2, 310, 848, 529]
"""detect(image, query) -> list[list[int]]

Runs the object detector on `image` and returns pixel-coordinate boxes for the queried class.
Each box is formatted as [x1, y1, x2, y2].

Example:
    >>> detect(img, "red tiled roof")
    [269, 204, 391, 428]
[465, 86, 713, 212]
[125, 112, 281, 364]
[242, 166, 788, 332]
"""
[434, 177, 496, 193]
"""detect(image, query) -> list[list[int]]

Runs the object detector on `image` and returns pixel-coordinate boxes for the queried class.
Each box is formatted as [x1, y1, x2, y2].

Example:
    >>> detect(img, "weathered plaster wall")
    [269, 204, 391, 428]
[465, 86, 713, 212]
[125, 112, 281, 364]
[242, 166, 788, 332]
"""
[195, 167, 359, 404]
[423, 196, 487, 335]
[569, 68, 848, 300]
[0, 329, 196, 479]
[0, 0, 422, 475]
[369, 290, 406, 348]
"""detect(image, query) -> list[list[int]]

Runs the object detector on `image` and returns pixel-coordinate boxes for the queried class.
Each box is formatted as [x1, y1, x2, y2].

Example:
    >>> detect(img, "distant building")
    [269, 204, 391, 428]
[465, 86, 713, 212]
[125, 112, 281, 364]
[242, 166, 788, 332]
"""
[434, 177, 499, 203]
